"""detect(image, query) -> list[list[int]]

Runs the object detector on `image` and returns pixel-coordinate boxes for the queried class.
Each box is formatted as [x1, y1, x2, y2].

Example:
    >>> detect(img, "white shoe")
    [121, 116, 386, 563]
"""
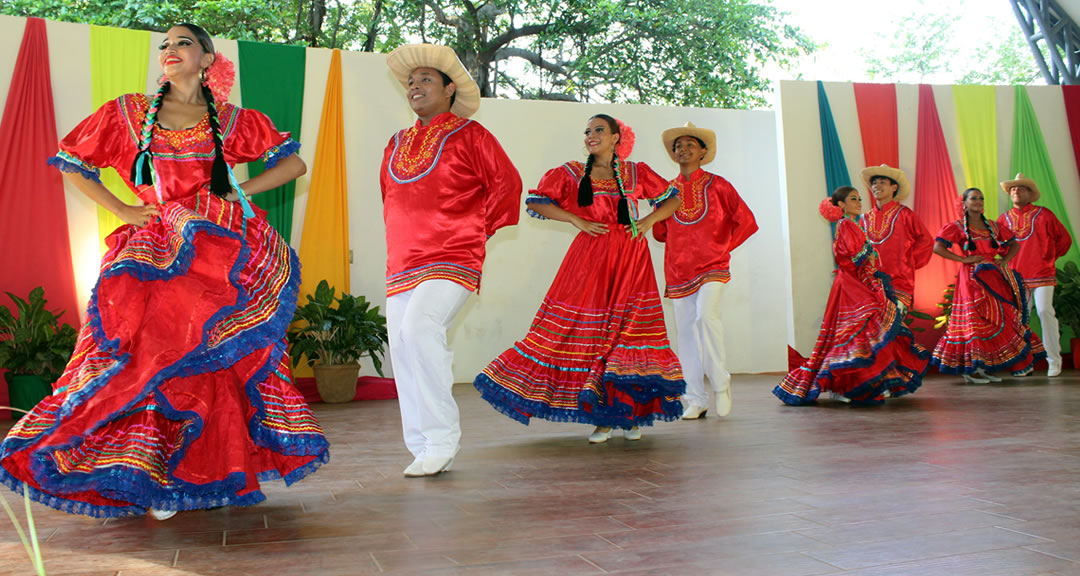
[403, 456, 426, 478]
[588, 427, 613, 443]
[681, 404, 708, 420]
[975, 368, 1002, 383]
[1048, 363, 1062, 377]
[624, 427, 642, 441]
[963, 373, 990, 384]
[421, 455, 455, 476]
[148, 508, 176, 521]
[714, 387, 732, 417]
[828, 391, 852, 403]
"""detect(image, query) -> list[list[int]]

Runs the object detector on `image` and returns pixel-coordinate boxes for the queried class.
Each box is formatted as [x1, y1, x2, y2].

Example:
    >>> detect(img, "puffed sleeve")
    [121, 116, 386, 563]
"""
[935, 221, 965, 248]
[834, 218, 873, 267]
[906, 209, 934, 268]
[225, 107, 300, 168]
[525, 164, 576, 220]
[473, 126, 522, 237]
[716, 177, 758, 250]
[633, 162, 678, 204]
[47, 97, 130, 183]
[1049, 211, 1073, 257]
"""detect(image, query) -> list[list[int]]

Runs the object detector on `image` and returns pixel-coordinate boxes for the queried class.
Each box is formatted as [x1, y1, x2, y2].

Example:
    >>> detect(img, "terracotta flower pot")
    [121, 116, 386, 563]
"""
[313, 364, 359, 403]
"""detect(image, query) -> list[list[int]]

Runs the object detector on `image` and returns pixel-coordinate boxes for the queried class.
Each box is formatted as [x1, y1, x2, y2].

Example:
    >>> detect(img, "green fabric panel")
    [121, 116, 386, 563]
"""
[237, 41, 306, 241]
[89, 25, 149, 251]
[952, 85, 999, 218]
[1011, 86, 1080, 340]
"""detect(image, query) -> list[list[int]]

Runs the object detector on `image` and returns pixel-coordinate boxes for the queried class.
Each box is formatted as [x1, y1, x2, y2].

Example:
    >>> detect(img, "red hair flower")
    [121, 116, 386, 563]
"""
[819, 197, 844, 223]
[616, 119, 635, 160]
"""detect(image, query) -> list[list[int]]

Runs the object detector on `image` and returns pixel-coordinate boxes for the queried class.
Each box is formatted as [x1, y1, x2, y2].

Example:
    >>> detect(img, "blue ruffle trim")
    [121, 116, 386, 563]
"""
[47, 154, 102, 184]
[263, 138, 301, 169]
[935, 236, 953, 248]
[474, 372, 685, 429]
[525, 195, 557, 220]
[648, 185, 679, 207]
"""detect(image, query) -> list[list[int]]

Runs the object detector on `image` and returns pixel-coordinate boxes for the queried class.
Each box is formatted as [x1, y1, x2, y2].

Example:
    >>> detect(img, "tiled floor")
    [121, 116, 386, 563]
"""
[2, 373, 1079, 575]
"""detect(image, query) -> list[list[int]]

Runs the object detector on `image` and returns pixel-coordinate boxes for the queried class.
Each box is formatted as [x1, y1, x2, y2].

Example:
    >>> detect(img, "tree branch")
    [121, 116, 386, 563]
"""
[480, 23, 551, 57]
[424, 1, 460, 27]
[494, 46, 570, 76]
[362, 0, 384, 52]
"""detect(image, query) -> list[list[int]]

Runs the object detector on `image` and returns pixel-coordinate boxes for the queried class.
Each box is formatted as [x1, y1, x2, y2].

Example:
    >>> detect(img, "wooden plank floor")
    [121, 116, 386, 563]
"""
[2, 373, 1079, 575]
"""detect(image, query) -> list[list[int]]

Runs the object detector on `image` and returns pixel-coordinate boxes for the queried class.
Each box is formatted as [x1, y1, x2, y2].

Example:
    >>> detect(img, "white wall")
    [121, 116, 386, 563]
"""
[0, 15, 792, 384]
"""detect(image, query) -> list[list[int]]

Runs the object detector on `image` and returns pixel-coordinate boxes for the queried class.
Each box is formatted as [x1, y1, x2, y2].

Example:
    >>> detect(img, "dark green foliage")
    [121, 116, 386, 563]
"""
[1053, 261, 1080, 337]
[0, 287, 78, 380]
[287, 280, 388, 376]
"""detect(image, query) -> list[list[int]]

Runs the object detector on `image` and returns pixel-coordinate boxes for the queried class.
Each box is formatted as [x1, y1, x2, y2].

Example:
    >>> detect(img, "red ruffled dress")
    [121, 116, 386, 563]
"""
[773, 217, 929, 405]
[473, 161, 686, 428]
[931, 220, 1046, 374]
[0, 94, 328, 517]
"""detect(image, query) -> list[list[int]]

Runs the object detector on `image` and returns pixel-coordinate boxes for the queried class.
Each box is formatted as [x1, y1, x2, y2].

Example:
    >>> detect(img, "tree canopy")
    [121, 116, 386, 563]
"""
[2, 0, 814, 109]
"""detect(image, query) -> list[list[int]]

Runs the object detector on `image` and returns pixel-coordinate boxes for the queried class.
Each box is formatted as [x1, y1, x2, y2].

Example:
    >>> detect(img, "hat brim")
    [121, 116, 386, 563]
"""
[662, 126, 717, 165]
[386, 44, 481, 118]
[1000, 178, 1040, 203]
[860, 165, 911, 203]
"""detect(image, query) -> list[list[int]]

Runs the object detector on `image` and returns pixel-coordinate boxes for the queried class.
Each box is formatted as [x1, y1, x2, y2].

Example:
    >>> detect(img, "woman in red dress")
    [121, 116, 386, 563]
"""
[473, 114, 685, 443]
[774, 187, 929, 405]
[0, 24, 328, 519]
[931, 187, 1045, 382]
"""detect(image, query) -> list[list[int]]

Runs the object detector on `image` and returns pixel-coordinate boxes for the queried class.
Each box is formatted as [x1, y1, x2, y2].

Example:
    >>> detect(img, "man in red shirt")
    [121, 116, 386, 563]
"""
[998, 173, 1072, 377]
[381, 44, 522, 477]
[859, 164, 933, 314]
[653, 122, 757, 419]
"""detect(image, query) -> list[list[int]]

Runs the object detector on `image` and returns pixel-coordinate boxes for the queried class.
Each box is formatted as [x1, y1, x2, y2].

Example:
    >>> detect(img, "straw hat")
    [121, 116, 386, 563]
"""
[860, 164, 911, 203]
[386, 44, 481, 118]
[661, 122, 717, 165]
[1000, 173, 1040, 202]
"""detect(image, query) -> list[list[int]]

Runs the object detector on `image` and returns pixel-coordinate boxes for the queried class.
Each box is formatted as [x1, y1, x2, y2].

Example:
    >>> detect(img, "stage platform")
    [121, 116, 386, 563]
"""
[2, 374, 1079, 575]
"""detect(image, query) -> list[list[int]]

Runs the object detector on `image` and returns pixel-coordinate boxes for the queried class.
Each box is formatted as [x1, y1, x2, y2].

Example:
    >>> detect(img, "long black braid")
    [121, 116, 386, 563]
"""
[130, 81, 171, 186]
[201, 81, 231, 198]
[577, 153, 595, 207]
[612, 152, 632, 226]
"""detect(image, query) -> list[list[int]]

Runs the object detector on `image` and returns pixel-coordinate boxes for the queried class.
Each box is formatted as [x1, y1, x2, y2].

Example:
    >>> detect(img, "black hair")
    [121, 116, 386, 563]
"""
[961, 187, 999, 251]
[831, 185, 857, 206]
[671, 135, 707, 152]
[131, 23, 231, 198]
[577, 114, 632, 225]
[437, 70, 457, 108]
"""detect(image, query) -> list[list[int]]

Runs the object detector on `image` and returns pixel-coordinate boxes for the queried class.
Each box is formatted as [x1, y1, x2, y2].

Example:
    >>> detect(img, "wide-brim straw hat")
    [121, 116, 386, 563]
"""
[661, 122, 717, 165]
[386, 44, 481, 118]
[860, 164, 911, 203]
[1000, 173, 1040, 202]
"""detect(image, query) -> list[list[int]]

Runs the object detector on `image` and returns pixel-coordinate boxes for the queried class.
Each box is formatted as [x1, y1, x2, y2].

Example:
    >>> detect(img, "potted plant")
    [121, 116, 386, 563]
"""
[287, 280, 388, 403]
[0, 287, 78, 419]
[1053, 261, 1080, 368]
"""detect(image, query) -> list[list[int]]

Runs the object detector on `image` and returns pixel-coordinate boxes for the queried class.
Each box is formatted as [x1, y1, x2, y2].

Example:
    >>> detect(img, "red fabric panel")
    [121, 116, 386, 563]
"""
[1062, 86, 1080, 192]
[294, 376, 399, 403]
[0, 19, 79, 418]
[912, 85, 959, 348]
[787, 345, 808, 372]
[853, 83, 900, 209]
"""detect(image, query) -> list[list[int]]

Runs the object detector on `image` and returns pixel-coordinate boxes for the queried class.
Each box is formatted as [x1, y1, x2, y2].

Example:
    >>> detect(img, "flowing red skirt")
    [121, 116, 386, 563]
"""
[474, 229, 685, 428]
[0, 191, 328, 517]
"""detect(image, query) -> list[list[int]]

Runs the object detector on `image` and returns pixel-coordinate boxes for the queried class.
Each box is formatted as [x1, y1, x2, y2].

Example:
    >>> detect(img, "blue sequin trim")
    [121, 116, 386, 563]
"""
[263, 138, 301, 169]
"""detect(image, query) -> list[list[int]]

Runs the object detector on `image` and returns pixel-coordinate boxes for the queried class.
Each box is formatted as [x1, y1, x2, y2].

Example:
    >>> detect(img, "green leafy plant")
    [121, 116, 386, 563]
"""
[1053, 261, 1080, 337]
[0, 287, 77, 379]
[287, 280, 388, 375]
[934, 283, 957, 330]
[904, 308, 934, 332]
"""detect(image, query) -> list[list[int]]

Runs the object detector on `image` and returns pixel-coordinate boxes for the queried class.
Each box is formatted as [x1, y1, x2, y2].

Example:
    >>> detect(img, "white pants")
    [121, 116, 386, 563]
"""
[1028, 285, 1062, 370]
[386, 280, 471, 460]
[672, 282, 730, 407]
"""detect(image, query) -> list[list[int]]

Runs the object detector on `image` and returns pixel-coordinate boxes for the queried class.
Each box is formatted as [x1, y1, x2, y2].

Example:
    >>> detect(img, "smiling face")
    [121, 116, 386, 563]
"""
[584, 116, 619, 158]
[963, 188, 985, 215]
[407, 67, 455, 120]
[870, 175, 899, 203]
[673, 135, 707, 168]
[1009, 185, 1032, 206]
[841, 189, 863, 217]
[158, 26, 214, 81]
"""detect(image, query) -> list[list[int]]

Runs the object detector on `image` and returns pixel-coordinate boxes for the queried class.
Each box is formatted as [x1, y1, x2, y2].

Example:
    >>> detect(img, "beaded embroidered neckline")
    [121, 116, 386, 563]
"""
[1006, 205, 1041, 241]
[388, 115, 471, 184]
[862, 202, 902, 244]
[673, 173, 711, 225]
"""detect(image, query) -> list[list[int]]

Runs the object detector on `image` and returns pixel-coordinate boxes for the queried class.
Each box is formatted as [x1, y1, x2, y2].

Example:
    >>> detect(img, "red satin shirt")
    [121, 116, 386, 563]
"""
[651, 169, 758, 298]
[860, 201, 933, 307]
[380, 112, 522, 297]
[999, 204, 1073, 287]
